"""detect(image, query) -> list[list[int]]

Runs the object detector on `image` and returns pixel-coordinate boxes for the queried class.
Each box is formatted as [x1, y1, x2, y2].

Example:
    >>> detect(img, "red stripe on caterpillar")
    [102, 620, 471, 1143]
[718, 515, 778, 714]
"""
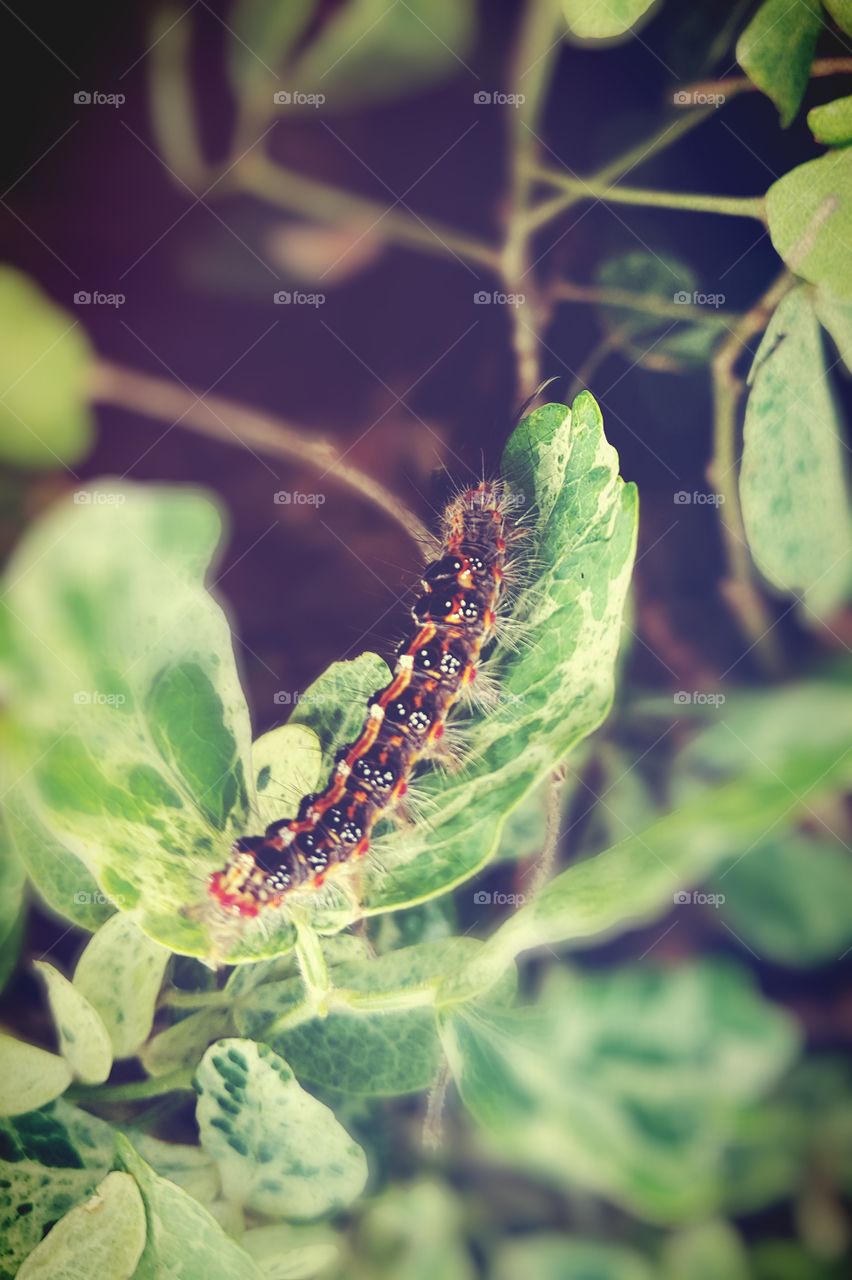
[207, 481, 521, 919]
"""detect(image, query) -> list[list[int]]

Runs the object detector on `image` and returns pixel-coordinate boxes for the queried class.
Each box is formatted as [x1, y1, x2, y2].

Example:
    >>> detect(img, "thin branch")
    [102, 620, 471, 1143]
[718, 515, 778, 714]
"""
[233, 152, 501, 271]
[88, 359, 432, 550]
[527, 164, 767, 223]
[709, 270, 794, 673]
[683, 56, 852, 102]
[551, 279, 741, 324]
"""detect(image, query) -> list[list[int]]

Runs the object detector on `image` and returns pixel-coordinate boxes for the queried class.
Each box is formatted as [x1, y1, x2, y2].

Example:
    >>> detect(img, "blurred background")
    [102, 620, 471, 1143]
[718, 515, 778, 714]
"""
[1, 1, 852, 1276]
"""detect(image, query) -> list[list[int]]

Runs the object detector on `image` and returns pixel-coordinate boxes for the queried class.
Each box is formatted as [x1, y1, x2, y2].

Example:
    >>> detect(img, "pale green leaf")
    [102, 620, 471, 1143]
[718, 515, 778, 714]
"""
[661, 1221, 749, 1280]
[0, 1164, 102, 1280]
[228, 0, 315, 101]
[3, 789, 113, 931]
[736, 0, 821, 125]
[814, 286, 852, 371]
[823, 0, 852, 36]
[17, 1171, 146, 1280]
[290, 0, 475, 109]
[0, 267, 93, 469]
[441, 961, 798, 1221]
[252, 723, 322, 831]
[713, 834, 852, 967]
[73, 914, 170, 1058]
[195, 1038, 368, 1218]
[0, 819, 26, 992]
[561, 0, 658, 40]
[34, 961, 112, 1084]
[115, 1134, 262, 1279]
[767, 148, 852, 298]
[354, 1180, 474, 1280]
[289, 652, 391, 773]
[130, 1132, 220, 1205]
[740, 287, 852, 617]
[493, 1236, 652, 1280]
[808, 94, 852, 146]
[241, 1223, 341, 1280]
[440, 718, 852, 1003]
[0, 1035, 71, 1116]
[237, 938, 514, 1096]
[353, 395, 636, 917]
[141, 1005, 234, 1077]
[0, 482, 277, 961]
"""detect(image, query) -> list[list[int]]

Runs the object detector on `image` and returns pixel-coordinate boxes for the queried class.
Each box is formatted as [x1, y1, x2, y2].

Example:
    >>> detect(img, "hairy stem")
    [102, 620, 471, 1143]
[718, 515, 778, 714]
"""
[88, 358, 431, 550]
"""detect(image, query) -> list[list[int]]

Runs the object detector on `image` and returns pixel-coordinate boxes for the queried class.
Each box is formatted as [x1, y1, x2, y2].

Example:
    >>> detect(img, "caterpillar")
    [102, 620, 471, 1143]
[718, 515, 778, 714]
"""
[208, 480, 522, 920]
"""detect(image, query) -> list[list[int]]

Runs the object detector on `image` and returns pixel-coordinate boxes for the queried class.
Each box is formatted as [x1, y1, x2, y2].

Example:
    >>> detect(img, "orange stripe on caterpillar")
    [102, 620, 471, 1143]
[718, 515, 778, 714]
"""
[207, 482, 515, 919]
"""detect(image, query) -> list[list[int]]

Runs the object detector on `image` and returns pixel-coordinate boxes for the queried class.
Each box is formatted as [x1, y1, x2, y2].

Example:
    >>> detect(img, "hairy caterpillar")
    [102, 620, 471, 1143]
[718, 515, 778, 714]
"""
[208, 480, 523, 920]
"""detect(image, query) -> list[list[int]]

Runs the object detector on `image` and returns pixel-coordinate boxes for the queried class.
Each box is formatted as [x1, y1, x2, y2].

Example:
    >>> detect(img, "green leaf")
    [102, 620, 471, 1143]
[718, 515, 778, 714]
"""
[252, 723, 322, 831]
[73, 914, 169, 1058]
[16, 1170, 146, 1280]
[129, 1132, 220, 1205]
[441, 961, 798, 1221]
[0, 1100, 120, 1277]
[661, 1221, 750, 1280]
[241, 1223, 341, 1280]
[289, 652, 391, 773]
[740, 287, 852, 618]
[0, 820, 26, 992]
[34, 961, 113, 1084]
[561, 0, 658, 40]
[195, 1038, 368, 1219]
[767, 148, 852, 298]
[290, 0, 475, 109]
[0, 1035, 71, 1116]
[0, 482, 273, 961]
[237, 938, 514, 1097]
[228, 0, 315, 102]
[115, 1133, 261, 1279]
[141, 1005, 234, 1078]
[493, 1236, 652, 1280]
[594, 250, 726, 369]
[823, 0, 852, 36]
[4, 790, 113, 931]
[713, 834, 852, 967]
[353, 1180, 474, 1280]
[815, 288, 852, 371]
[0, 267, 93, 469]
[808, 94, 852, 146]
[735, 0, 821, 126]
[356, 395, 636, 916]
[441, 717, 852, 1002]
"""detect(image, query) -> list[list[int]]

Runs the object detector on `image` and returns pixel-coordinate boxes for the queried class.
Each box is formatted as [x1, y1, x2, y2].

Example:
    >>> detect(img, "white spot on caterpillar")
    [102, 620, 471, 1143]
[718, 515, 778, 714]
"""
[369, 703, 385, 722]
[395, 654, 414, 672]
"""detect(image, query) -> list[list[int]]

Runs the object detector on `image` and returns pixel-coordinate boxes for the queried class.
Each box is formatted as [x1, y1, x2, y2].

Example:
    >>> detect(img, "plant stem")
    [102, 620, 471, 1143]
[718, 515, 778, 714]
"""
[88, 358, 431, 550]
[524, 107, 716, 234]
[500, 0, 564, 399]
[683, 56, 852, 103]
[161, 989, 230, 1010]
[551, 279, 741, 323]
[68, 1067, 195, 1103]
[527, 164, 767, 222]
[709, 270, 794, 673]
[233, 152, 501, 271]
